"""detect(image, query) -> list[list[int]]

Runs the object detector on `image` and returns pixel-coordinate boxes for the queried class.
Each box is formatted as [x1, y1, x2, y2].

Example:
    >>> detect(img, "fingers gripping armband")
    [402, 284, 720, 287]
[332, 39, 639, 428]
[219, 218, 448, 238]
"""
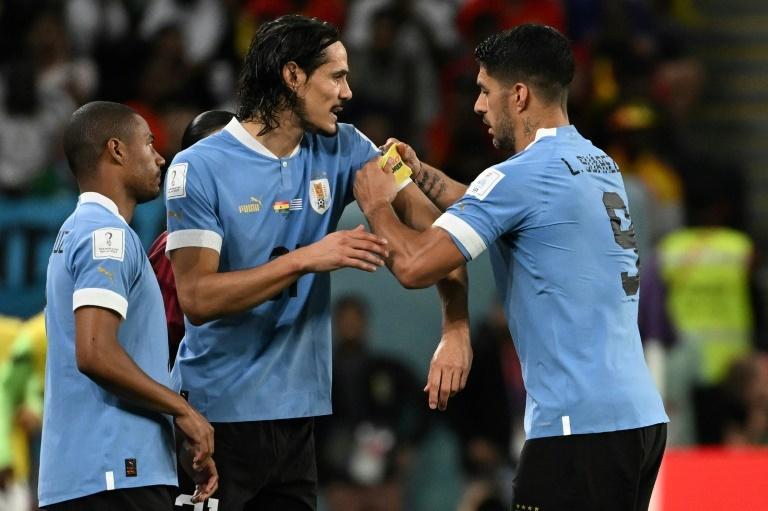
[379, 144, 413, 191]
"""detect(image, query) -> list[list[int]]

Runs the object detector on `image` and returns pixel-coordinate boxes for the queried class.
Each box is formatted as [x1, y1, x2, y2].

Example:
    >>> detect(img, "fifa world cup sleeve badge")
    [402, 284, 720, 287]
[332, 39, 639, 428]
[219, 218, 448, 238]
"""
[309, 177, 331, 214]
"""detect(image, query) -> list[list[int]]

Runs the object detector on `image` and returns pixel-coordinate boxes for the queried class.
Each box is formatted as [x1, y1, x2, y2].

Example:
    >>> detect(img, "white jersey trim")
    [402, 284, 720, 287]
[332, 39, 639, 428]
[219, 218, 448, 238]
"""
[166, 229, 223, 253]
[433, 213, 487, 260]
[105, 471, 115, 491]
[73, 288, 128, 319]
[224, 118, 300, 158]
[396, 176, 413, 192]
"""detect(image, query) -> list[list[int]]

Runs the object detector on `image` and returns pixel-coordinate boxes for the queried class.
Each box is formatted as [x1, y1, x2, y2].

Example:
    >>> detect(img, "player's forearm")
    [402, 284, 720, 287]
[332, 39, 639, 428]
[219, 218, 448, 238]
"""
[179, 254, 305, 325]
[436, 266, 470, 335]
[413, 162, 467, 211]
[366, 205, 446, 289]
[76, 330, 191, 418]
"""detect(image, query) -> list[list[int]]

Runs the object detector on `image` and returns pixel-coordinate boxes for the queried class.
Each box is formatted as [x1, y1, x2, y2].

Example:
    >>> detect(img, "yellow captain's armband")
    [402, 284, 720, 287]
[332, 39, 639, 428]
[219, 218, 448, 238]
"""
[379, 144, 412, 186]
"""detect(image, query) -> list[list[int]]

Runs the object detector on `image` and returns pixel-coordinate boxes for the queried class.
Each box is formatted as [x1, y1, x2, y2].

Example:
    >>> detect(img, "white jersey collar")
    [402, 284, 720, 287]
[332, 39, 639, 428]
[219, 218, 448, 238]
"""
[224, 118, 301, 159]
[79, 192, 128, 224]
[523, 127, 558, 151]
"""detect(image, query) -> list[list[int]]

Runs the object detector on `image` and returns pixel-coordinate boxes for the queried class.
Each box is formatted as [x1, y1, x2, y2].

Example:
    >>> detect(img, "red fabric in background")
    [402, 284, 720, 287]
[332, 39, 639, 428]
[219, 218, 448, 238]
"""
[147, 231, 185, 365]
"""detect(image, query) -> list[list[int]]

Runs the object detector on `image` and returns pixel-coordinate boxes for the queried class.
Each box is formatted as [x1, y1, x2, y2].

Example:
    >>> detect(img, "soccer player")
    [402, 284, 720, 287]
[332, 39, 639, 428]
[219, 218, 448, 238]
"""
[40, 101, 217, 510]
[147, 110, 235, 367]
[353, 25, 669, 511]
[165, 15, 471, 511]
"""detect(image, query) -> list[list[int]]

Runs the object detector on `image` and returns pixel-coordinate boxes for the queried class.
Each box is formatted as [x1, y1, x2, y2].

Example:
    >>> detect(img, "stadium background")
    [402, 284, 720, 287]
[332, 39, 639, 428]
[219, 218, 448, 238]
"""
[1, 0, 767, 509]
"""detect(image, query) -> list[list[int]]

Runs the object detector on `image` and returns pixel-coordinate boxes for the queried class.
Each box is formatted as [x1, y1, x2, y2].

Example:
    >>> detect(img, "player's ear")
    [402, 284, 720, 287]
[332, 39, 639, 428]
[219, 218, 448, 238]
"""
[512, 82, 529, 113]
[282, 61, 306, 91]
[105, 138, 126, 165]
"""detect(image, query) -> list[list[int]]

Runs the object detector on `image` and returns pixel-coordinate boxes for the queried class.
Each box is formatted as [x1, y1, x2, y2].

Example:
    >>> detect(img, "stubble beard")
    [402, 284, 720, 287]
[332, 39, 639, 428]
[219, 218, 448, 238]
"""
[295, 96, 338, 138]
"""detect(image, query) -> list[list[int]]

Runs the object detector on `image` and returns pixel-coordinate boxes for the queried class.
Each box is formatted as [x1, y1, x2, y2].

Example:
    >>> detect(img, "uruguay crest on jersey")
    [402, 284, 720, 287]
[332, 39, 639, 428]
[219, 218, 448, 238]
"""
[309, 177, 331, 214]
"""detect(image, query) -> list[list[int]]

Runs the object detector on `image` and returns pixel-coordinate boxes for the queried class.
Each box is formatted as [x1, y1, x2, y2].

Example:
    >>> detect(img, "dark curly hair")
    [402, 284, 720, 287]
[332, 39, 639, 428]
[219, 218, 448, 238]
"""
[474, 24, 574, 104]
[237, 15, 340, 135]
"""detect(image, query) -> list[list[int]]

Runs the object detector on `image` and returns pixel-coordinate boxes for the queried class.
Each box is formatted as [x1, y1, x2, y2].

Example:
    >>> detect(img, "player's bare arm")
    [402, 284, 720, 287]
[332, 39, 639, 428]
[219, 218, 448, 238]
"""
[170, 226, 389, 325]
[382, 138, 468, 211]
[74, 306, 216, 480]
[366, 161, 473, 410]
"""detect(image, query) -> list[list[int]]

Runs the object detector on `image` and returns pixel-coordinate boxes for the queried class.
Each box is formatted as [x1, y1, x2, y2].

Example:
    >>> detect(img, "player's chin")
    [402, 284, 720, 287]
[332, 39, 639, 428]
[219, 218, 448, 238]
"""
[137, 185, 162, 204]
[315, 122, 339, 138]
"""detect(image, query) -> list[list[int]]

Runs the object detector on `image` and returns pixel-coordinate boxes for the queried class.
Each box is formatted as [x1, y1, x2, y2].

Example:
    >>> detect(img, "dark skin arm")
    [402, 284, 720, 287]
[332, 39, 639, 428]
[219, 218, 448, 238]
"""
[75, 306, 217, 502]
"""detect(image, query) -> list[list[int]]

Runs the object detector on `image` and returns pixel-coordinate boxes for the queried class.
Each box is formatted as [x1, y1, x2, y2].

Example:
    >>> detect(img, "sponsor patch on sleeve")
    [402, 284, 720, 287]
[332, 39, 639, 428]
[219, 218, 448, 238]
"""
[166, 162, 188, 199]
[465, 168, 504, 201]
[92, 228, 125, 261]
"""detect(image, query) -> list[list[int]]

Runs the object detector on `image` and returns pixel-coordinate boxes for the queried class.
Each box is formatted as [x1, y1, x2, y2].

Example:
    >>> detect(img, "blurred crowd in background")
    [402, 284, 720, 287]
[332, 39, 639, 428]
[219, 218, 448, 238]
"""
[1, 0, 767, 510]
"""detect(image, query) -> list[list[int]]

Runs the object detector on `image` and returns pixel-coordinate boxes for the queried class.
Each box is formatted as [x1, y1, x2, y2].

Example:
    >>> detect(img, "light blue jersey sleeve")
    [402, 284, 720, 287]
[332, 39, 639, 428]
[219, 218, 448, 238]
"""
[68, 222, 141, 319]
[434, 162, 536, 260]
[164, 152, 223, 254]
[340, 125, 381, 205]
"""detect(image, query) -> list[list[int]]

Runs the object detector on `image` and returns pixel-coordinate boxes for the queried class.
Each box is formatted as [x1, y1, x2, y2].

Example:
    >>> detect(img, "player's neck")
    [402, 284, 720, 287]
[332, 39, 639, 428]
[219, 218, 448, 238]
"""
[78, 178, 136, 223]
[241, 111, 303, 158]
[515, 107, 570, 153]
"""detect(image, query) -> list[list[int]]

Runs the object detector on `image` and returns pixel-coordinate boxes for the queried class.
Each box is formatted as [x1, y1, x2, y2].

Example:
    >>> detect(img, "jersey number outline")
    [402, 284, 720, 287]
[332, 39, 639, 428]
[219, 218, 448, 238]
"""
[269, 245, 301, 300]
[174, 494, 219, 510]
[602, 192, 640, 296]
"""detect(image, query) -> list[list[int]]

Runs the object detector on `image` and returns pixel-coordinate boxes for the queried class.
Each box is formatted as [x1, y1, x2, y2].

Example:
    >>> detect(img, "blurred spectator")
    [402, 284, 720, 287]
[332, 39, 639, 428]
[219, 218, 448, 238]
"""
[139, 0, 227, 66]
[345, 0, 460, 61]
[694, 354, 768, 445]
[450, 302, 522, 511]
[0, 312, 46, 510]
[316, 295, 428, 511]
[0, 57, 74, 196]
[345, 4, 441, 153]
[657, 168, 759, 444]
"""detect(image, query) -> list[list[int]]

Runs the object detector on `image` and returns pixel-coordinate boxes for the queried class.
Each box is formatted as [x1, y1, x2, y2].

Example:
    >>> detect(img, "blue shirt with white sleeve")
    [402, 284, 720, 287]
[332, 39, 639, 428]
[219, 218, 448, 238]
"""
[164, 119, 380, 422]
[40, 192, 176, 506]
[434, 126, 668, 439]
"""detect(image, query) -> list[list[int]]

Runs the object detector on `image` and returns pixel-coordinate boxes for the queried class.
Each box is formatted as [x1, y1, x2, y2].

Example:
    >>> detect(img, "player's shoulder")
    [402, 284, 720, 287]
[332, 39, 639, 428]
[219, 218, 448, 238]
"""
[310, 123, 376, 151]
[170, 131, 235, 175]
[69, 204, 140, 256]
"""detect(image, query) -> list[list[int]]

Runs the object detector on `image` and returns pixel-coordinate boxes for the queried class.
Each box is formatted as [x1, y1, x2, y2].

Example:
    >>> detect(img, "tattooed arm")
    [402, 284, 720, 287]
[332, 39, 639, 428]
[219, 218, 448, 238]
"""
[413, 161, 467, 211]
[382, 139, 468, 211]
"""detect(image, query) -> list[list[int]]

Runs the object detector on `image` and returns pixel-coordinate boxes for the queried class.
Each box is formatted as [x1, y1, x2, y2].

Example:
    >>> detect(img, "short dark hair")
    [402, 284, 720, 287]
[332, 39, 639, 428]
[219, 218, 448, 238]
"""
[236, 15, 340, 134]
[63, 101, 139, 177]
[181, 110, 235, 150]
[474, 24, 574, 104]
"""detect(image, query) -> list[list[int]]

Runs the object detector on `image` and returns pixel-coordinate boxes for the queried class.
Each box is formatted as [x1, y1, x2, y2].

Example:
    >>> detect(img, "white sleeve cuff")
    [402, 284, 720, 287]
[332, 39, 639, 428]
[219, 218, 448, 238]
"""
[73, 288, 128, 318]
[433, 213, 487, 260]
[396, 176, 413, 192]
[166, 229, 223, 253]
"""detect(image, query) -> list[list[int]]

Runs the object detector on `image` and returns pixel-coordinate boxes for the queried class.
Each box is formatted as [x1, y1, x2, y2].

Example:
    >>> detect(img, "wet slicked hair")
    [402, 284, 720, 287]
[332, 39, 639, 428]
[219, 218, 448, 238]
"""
[237, 15, 339, 135]
[474, 24, 574, 104]
[63, 101, 139, 177]
[181, 110, 235, 150]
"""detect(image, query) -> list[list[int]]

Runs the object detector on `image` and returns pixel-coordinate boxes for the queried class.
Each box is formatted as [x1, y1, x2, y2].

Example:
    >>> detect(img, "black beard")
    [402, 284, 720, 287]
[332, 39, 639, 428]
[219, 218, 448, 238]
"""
[295, 97, 339, 137]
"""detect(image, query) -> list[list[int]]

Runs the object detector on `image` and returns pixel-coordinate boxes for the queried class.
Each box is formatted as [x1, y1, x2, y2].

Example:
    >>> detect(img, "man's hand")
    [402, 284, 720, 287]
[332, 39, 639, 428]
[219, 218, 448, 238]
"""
[380, 138, 422, 181]
[354, 159, 399, 216]
[179, 442, 219, 503]
[297, 225, 388, 273]
[424, 327, 473, 410]
[174, 404, 215, 470]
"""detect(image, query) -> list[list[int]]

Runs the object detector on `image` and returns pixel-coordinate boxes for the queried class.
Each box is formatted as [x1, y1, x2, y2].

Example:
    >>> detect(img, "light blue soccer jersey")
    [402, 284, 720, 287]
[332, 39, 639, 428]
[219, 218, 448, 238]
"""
[40, 193, 177, 506]
[165, 119, 379, 422]
[435, 126, 668, 439]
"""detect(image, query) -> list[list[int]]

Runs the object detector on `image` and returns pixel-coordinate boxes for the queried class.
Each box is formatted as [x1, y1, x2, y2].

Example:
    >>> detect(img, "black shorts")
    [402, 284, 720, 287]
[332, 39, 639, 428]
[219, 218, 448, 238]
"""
[512, 423, 667, 511]
[44, 485, 175, 511]
[175, 417, 317, 511]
